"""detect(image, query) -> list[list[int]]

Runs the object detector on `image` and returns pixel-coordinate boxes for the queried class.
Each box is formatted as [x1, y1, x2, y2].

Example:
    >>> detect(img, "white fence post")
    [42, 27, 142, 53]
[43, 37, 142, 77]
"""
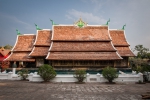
[86, 73, 90, 82]
[97, 73, 100, 82]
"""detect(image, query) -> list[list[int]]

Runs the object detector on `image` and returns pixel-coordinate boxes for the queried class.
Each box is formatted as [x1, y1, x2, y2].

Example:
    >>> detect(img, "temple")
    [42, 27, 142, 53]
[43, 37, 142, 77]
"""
[5, 18, 135, 70]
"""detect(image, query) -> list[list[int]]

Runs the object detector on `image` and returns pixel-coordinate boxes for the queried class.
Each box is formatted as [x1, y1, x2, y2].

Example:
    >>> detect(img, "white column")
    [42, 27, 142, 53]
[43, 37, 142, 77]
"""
[86, 73, 90, 82]
[138, 73, 143, 82]
[12, 68, 16, 75]
[97, 73, 100, 82]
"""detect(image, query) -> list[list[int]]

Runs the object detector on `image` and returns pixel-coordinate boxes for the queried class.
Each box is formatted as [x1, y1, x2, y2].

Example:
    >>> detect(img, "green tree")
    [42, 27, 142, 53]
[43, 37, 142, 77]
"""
[102, 66, 118, 83]
[4, 44, 13, 50]
[38, 64, 56, 82]
[17, 69, 29, 80]
[134, 45, 149, 59]
[74, 69, 86, 83]
[147, 53, 150, 60]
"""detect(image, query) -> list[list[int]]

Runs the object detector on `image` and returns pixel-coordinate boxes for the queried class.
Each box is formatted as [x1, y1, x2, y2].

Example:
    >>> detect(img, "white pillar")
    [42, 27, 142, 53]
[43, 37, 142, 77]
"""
[8, 72, 13, 79]
[138, 73, 143, 82]
[86, 73, 90, 82]
[97, 73, 100, 82]
[12, 68, 16, 75]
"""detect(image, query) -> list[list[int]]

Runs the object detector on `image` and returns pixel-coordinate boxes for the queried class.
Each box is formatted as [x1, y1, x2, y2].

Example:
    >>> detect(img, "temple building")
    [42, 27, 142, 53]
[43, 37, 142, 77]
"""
[5, 19, 135, 70]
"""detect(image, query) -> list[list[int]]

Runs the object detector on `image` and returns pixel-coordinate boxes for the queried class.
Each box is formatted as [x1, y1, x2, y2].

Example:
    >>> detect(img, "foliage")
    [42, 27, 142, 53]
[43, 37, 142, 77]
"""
[129, 57, 148, 70]
[17, 69, 29, 80]
[4, 44, 13, 50]
[136, 66, 143, 73]
[38, 64, 56, 82]
[74, 69, 86, 82]
[134, 45, 149, 59]
[102, 66, 118, 83]
[147, 53, 150, 60]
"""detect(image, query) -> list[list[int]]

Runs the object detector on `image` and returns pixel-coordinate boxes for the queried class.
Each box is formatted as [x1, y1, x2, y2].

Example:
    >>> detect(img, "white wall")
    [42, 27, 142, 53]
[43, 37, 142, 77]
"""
[0, 71, 144, 83]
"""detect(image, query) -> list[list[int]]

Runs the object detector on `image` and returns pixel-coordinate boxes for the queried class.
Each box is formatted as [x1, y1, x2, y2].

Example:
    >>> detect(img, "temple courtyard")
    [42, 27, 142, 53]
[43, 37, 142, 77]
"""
[0, 80, 149, 100]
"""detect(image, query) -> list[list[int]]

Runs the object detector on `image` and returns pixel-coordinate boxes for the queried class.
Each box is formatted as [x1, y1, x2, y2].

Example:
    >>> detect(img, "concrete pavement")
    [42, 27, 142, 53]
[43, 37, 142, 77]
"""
[0, 80, 149, 100]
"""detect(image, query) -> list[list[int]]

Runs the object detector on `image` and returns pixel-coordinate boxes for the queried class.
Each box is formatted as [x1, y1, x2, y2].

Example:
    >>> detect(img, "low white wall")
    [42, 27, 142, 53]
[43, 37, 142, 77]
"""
[52, 75, 77, 82]
[0, 73, 8, 79]
[28, 73, 143, 83]
[0, 70, 145, 83]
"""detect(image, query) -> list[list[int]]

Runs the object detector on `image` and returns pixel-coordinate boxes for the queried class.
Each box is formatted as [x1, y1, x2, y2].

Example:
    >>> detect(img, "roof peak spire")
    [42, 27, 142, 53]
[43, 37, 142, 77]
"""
[106, 18, 110, 25]
[122, 24, 126, 30]
[34, 23, 41, 30]
[16, 29, 21, 35]
[74, 18, 87, 28]
[50, 19, 58, 25]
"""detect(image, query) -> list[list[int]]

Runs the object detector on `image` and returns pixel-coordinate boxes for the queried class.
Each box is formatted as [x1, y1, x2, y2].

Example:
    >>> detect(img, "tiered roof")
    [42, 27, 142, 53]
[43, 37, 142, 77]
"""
[29, 30, 52, 57]
[5, 35, 35, 61]
[6, 19, 135, 62]
[46, 25, 122, 60]
[52, 26, 111, 41]
[109, 30, 135, 57]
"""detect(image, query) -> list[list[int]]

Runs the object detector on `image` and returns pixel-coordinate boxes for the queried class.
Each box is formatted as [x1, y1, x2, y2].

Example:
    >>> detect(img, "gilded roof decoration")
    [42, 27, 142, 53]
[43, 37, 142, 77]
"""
[74, 18, 87, 28]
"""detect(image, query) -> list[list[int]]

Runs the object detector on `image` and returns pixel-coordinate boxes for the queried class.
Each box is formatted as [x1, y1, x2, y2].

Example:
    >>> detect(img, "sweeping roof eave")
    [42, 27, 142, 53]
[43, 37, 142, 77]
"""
[4, 52, 35, 62]
[11, 34, 36, 52]
[115, 47, 136, 57]
[33, 30, 52, 46]
[109, 30, 130, 46]
[50, 41, 117, 52]
[46, 52, 122, 60]
[29, 46, 49, 57]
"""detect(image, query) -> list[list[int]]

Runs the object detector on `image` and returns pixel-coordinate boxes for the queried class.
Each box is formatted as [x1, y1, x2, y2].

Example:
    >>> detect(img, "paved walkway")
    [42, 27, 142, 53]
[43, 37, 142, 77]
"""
[0, 80, 150, 100]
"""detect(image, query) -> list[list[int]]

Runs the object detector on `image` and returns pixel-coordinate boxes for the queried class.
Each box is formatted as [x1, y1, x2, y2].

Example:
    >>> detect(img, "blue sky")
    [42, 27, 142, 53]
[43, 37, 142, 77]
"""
[0, 0, 150, 50]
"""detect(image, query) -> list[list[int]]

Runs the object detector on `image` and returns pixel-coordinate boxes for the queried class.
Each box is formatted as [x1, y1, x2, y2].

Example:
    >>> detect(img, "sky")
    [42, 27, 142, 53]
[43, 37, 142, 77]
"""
[0, 0, 150, 51]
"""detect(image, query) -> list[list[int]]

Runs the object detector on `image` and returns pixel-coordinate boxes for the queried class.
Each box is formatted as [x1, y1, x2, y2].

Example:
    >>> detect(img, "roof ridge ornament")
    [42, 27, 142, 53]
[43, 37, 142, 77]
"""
[106, 18, 110, 25]
[74, 18, 87, 28]
[50, 19, 58, 25]
[16, 29, 21, 35]
[122, 24, 126, 30]
[34, 23, 41, 30]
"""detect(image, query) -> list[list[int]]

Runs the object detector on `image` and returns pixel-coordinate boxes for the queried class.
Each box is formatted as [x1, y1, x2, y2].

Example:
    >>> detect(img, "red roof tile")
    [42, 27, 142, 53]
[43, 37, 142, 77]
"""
[13, 35, 36, 52]
[29, 47, 49, 57]
[53, 26, 111, 41]
[51, 41, 116, 51]
[34, 30, 52, 46]
[5, 52, 35, 62]
[109, 30, 129, 46]
[115, 47, 135, 57]
[47, 52, 122, 60]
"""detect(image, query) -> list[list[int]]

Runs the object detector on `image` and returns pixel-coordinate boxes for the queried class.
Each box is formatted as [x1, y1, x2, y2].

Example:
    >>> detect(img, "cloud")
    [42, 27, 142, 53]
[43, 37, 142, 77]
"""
[0, 13, 34, 30]
[66, 9, 106, 24]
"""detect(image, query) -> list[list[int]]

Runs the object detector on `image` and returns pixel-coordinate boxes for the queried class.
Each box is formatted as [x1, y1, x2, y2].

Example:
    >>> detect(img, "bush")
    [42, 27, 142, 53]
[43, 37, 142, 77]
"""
[74, 69, 86, 83]
[17, 69, 29, 80]
[102, 66, 118, 83]
[38, 64, 56, 82]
